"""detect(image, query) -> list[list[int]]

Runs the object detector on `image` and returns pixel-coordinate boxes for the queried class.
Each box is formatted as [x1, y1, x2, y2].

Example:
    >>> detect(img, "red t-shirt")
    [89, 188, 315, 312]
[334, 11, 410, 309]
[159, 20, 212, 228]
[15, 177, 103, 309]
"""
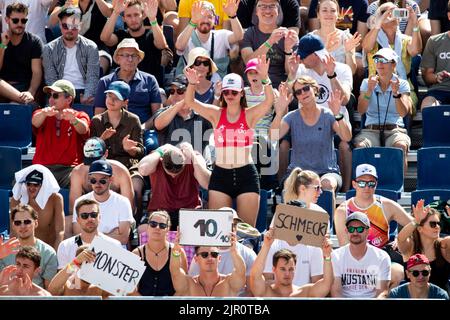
[148, 161, 201, 212]
[32, 109, 90, 166]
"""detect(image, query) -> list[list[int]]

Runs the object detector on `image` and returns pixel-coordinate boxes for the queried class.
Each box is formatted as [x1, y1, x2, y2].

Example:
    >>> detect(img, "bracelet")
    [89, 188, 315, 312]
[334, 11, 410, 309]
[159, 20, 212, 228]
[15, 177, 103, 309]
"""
[228, 14, 237, 19]
[172, 250, 181, 258]
[214, 95, 220, 100]
[263, 41, 272, 49]
[412, 221, 419, 227]
[150, 20, 158, 26]
[189, 82, 197, 85]
[0, 43, 7, 49]
[363, 94, 371, 101]
[283, 50, 293, 55]
[156, 147, 164, 157]
[71, 118, 80, 126]
[324, 257, 332, 261]
[72, 258, 81, 267]
[413, 27, 419, 32]
[261, 78, 271, 85]
[327, 72, 337, 79]
[393, 93, 401, 99]
[334, 113, 344, 121]
[188, 20, 198, 28]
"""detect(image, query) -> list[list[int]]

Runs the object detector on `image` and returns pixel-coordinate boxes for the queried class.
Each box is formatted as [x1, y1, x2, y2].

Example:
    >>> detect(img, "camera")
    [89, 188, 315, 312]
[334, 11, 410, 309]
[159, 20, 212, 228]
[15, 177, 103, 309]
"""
[392, 8, 409, 20]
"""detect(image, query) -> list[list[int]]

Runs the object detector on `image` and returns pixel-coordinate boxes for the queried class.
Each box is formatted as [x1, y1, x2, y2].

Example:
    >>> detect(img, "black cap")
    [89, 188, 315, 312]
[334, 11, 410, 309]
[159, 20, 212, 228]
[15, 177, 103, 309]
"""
[25, 170, 43, 185]
[58, 6, 81, 20]
[88, 160, 113, 176]
[170, 75, 188, 89]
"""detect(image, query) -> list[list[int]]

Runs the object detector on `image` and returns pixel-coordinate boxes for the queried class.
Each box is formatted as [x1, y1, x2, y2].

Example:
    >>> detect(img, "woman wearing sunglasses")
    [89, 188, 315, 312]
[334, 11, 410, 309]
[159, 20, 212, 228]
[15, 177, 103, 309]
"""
[132, 211, 188, 296]
[184, 55, 274, 226]
[388, 253, 449, 299]
[397, 200, 450, 292]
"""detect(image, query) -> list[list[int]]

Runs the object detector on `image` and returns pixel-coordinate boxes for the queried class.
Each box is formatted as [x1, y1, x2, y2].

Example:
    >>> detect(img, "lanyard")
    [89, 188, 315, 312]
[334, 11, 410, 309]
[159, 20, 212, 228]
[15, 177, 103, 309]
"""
[376, 89, 392, 130]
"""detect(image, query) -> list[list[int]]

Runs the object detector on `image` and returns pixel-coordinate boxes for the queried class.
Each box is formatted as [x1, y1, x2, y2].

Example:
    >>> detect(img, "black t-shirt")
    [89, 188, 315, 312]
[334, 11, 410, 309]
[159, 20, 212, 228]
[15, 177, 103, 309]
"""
[237, 0, 300, 29]
[0, 32, 43, 85]
[308, 0, 369, 34]
[115, 29, 163, 85]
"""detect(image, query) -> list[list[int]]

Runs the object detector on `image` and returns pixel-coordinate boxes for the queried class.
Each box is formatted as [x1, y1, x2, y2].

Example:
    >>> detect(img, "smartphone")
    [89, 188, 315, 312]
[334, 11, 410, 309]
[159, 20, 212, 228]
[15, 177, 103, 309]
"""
[392, 8, 409, 20]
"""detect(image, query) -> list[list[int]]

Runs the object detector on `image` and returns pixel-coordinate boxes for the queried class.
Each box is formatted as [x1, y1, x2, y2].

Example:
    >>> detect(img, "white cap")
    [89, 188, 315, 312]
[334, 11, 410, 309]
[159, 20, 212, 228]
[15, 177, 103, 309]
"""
[355, 164, 378, 179]
[373, 47, 399, 64]
[221, 73, 243, 91]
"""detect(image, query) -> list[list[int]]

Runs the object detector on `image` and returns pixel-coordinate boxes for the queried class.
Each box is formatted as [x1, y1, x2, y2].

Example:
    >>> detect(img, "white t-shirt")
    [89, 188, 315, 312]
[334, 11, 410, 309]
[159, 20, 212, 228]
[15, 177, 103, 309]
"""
[63, 45, 85, 89]
[57, 233, 121, 269]
[177, 29, 233, 61]
[331, 244, 391, 298]
[72, 191, 135, 234]
[263, 239, 323, 286]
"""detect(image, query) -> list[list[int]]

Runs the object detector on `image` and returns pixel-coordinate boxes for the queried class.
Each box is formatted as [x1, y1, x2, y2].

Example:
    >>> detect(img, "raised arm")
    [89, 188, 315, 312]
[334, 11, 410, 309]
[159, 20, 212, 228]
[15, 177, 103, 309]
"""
[397, 199, 426, 256]
[179, 142, 211, 190]
[0, 237, 19, 259]
[175, 1, 202, 52]
[227, 233, 246, 293]
[330, 89, 352, 142]
[269, 82, 290, 141]
[334, 204, 349, 246]
[169, 230, 190, 295]
[100, 0, 126, 46]
[223, 0, 243, 44]
[145, 0, 168, 49]
[249, 228, 275, 297]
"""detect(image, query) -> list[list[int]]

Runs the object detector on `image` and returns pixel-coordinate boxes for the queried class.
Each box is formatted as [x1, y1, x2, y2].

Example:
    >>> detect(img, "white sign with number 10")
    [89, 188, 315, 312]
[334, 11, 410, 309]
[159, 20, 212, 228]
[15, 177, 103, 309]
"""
[179, 209, 233, 247]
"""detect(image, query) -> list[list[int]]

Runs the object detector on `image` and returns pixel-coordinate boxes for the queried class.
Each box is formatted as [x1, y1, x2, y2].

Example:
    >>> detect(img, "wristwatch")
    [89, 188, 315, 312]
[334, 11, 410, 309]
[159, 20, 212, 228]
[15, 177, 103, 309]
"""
[327, 72, 337, 79]
[334, 113, 344, 121]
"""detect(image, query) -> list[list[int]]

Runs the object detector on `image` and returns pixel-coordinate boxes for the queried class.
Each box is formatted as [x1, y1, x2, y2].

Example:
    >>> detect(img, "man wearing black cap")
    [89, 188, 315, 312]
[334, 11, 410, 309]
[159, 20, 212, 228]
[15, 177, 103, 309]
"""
[72, 160, 135, 246]
[153, 75, 212, 154]
[331, 211, 391, 298]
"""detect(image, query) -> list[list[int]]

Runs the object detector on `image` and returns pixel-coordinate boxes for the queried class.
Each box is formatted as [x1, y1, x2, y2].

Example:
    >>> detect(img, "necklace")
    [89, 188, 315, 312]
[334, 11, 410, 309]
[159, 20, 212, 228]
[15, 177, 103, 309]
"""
[146, 244, 167, 257]
[198, 276, 221, 297]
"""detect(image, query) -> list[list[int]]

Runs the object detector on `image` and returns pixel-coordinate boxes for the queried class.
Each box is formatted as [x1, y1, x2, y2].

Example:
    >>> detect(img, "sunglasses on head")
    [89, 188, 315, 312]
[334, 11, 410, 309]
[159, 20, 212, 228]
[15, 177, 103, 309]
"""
[410, 270, 430, 277]
[148, 221, 168, 229]
[428, 221, 440, 229]
[193, 60, 210, 67]
[347, 226, 368, 233]
[222, 90, 240, 96]
[168, 88, 186, 95]
[79, 212, 99, 220]
[61, 22, 80, 30]
[89, 178, 108, 185]
[356, 180, 377, 188]
[197, 251, 220, 259]
[11, 18, 28, 24]
[373, 57, 392, 64]
[13, 219, 33, 226]
[294, 85, 311, 96]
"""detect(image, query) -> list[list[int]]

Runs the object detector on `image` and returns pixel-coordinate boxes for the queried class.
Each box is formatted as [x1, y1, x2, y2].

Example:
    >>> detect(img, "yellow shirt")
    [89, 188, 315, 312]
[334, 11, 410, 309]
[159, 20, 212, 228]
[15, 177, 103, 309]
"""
[178, 0, 229, 30]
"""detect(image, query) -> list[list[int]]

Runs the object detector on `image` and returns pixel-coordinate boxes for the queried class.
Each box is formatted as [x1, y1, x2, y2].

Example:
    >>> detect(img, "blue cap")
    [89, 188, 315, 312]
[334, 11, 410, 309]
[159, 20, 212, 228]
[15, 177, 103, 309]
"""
[88, 160, 113, 176]
[104, 81, 130, 101]
[297, 34, 326, 60]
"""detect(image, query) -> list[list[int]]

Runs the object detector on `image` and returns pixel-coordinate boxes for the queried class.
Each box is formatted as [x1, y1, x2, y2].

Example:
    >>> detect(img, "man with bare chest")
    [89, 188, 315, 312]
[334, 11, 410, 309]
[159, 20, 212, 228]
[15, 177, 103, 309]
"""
[170, 232, 246, 297]
[11, 167, 64, 250]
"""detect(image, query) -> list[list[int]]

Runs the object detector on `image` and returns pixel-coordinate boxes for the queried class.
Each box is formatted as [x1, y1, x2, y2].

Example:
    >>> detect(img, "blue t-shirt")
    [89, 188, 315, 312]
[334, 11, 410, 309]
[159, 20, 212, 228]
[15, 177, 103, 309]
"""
[283, 107, 339, 175]
[389, 283, 449, 299]
[94, 68, 162, 123]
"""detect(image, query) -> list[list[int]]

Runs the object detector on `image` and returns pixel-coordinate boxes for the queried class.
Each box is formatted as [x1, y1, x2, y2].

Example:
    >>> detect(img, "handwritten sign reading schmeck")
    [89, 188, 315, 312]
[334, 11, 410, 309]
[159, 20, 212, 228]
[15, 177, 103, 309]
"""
[273, 204, 329, 247]
[80, 236, 146, 296]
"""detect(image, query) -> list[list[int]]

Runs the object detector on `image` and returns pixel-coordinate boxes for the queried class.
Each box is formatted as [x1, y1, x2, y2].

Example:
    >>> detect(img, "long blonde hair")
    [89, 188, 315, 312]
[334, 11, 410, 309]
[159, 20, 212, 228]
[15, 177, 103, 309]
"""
[283, 167, 320, 203]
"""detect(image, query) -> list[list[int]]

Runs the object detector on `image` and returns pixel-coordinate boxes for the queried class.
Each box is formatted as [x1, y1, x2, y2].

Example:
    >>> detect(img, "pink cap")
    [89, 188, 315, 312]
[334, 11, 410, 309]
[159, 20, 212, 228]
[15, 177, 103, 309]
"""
[245, 58, 259, 73]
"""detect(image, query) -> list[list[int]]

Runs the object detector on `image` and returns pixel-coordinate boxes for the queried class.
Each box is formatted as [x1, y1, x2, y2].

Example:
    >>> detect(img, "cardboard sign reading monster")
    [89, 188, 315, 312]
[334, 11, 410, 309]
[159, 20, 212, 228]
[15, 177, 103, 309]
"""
[80, 236, 146, 296]
[273, 204, 329, 247]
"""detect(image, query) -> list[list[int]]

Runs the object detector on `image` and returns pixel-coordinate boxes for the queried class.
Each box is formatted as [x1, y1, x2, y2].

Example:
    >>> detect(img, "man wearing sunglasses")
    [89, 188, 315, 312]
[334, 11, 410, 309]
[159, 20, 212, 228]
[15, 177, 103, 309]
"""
[331, 212, 391, 298]
[57, 199, 121, 270]
[42, 6, 99, 105]
[72, 160, 135, 247]
[0, 204, 57, 290]
[0, 2, 43, 105]
[153, 74, 212, 154]
[389, 253, 449, 299]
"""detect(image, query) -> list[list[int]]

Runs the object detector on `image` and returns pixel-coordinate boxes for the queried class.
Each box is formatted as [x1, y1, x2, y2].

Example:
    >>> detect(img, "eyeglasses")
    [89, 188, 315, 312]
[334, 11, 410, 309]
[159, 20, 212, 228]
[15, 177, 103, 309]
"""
[49, 92, 62, 99]
[168, 88, 186, 95]
[118, 53, 140, 60]
[373, 57, 393, 64]
[356, 180, 377, 189]
[79, 212, 99, 219]
[13, 219, 33, 226]
[11, 18, 28, 24]
[197, 251, 220, 259]
[294, 85, 311, 96]
[428, 221, 440, 229]
[193, 60, 210, 67]
[307, 185, 322, 192]
[410, 270, 430, 277]
[347, 226, 368, 233]
[257, 4, 277, 10]
[148, 221, 168, 229]
[61, 22, 80, 30]
[222, 90, 240, 96]
[89, 178, 108, 185]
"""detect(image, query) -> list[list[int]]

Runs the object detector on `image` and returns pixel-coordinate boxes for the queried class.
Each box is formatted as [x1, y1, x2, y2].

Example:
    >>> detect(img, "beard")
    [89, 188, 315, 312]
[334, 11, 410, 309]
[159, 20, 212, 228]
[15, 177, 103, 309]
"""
[128, 22, 143, 33]
[198, 23, 212, 34]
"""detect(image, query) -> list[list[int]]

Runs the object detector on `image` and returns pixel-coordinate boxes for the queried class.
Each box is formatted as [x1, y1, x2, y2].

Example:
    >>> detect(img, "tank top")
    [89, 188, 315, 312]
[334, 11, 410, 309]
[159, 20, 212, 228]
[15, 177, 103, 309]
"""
[137, 245, 175, 296]
[214, 108, 253, 147]
[345, 195, 389, 248]
[430, 258, 450, 292]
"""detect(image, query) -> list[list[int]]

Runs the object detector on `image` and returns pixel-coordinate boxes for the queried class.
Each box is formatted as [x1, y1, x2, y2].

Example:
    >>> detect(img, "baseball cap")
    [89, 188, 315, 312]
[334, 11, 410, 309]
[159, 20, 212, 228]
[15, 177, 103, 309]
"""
[355, 164, 378, 179]
[43, 79, 76, 97]
[58, 6, 81, 20]
[104, 81, 130, 101]
[244, 58, 259, 73]
[187, 47, 218, 75]
[83, 137, 107, 165]
[113, 38, 145, 63]
[346, 212, 371, 228]
[406, 254, 430, 270]
[24, 170, 43, 185]
[221, 73, 243, 91]
[88, 160, 113, 176]
[297, 34, 328, 61]
[171, 74, 188, 89]
[373, 47, 399, 64]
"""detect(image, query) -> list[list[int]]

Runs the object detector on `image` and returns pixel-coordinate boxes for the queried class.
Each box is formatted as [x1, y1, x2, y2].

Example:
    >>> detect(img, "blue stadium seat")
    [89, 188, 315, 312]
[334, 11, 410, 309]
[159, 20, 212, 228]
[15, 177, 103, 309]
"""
[352, 147, 404, 198]
[0, 147, 22, 189]
[0, 189, 10, 233]
[417, 147, 450, 190]
[59, 188, 70, 217]
[317, 190, 335, 234]
[411, 189, 450, 207]
[422, 105, 450, 147]
[0, 104, 32, 154]
[73, 104, 94, 119]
